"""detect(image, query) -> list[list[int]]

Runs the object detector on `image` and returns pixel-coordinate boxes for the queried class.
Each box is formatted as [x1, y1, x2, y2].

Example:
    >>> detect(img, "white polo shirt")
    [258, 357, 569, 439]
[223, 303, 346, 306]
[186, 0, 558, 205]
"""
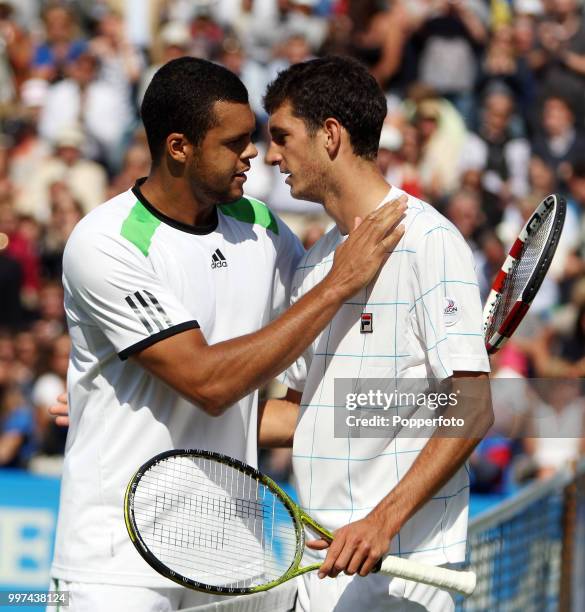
[52, 180, 303, 586]
[284, 187, 490, 565]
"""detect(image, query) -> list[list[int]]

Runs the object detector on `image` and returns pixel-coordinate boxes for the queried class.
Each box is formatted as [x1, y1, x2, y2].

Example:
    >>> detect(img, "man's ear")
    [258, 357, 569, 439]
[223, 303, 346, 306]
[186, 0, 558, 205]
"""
[166, 133, 189, 163]
[323, 117, 342, 159]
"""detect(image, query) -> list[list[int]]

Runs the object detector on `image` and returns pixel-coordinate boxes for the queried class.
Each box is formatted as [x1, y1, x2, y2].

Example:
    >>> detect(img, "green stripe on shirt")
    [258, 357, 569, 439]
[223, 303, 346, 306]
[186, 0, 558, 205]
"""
[120, 200, 161, 256]
[220, 197, 279, 235]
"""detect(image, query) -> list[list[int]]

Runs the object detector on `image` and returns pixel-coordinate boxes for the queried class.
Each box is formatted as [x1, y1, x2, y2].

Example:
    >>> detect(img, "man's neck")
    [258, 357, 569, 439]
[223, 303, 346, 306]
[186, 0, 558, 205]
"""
[140, 169, 217, 227]
[323, 162, 394, 235]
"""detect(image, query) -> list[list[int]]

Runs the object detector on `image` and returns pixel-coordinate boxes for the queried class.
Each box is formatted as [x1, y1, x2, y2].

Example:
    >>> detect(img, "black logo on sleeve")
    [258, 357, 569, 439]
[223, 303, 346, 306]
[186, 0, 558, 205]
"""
[125, 290, 172, 333]
[211, 249, 228, 269]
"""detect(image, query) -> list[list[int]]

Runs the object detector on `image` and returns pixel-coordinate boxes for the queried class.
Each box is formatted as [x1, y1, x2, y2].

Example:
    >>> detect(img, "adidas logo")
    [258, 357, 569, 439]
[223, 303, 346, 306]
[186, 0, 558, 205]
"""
[211, 249, 228, 269]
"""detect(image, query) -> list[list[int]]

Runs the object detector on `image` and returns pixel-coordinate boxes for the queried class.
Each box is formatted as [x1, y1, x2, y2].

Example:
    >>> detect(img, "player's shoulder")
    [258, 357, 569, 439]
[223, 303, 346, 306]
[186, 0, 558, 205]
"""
[400, 191, 465, 246]
[219, 195, 281, 236]
[64, 189, 139, 261]
[294, 225, 339, 279]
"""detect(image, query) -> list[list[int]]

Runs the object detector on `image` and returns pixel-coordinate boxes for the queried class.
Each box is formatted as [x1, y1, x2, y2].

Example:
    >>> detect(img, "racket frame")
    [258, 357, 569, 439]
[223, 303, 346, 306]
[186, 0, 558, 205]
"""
[124, 448, 331, 595]
[483, 194, 566, 354]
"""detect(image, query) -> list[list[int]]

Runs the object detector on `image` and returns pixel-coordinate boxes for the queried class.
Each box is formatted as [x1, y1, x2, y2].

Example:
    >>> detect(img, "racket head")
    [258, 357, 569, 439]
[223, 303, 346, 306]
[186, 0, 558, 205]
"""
[483, 193, 566, 354]
[124, 449, 305, 595]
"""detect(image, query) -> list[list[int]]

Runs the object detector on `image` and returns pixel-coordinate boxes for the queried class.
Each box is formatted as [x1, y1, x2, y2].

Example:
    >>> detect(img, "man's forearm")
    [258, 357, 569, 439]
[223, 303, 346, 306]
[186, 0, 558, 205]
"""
[258, 391, 301, 448]
[186, 278, 344, 413]
[369, 373, 493, 535]
[369, 436, 483, 534]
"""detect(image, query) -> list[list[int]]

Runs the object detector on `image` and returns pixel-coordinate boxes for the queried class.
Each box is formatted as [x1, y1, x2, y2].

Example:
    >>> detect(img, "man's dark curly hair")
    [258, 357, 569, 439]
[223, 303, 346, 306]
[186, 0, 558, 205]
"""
[141, 57, 249, 164]
[264, 56, 387, 161]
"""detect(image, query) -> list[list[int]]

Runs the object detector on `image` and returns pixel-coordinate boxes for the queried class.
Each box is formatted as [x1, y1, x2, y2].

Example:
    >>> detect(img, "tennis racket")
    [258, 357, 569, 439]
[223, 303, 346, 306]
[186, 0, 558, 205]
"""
[124, 449, 476, 597]
[483, 193, 566, 354]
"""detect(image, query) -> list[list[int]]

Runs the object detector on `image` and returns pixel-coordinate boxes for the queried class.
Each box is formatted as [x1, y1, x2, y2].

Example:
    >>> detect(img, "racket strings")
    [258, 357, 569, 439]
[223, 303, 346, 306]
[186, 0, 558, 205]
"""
[487, 207, 554, 338]
[132, 456, 299, 589]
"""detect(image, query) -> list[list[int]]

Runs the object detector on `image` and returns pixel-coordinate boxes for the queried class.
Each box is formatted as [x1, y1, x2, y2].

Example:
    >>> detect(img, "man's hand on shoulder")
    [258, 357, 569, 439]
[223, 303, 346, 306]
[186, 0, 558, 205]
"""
[326, 195, 407, 300]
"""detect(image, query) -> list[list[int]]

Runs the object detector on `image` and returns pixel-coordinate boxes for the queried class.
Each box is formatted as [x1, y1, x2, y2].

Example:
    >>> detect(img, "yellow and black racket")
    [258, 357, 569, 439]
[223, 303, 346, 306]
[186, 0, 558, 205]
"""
[124, 449, 476, 597]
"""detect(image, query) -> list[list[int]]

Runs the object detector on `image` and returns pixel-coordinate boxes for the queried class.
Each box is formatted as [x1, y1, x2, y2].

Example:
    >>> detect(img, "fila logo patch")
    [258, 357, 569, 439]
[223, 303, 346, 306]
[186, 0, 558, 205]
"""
[125, 290, 172, 333]
[211, 249, 228, 269]
[360, 313, 373, 333]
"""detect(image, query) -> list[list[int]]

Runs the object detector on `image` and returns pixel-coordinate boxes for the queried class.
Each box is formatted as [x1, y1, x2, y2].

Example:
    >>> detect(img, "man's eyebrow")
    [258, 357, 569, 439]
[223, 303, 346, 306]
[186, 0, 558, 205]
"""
[269, 126, 287, 136]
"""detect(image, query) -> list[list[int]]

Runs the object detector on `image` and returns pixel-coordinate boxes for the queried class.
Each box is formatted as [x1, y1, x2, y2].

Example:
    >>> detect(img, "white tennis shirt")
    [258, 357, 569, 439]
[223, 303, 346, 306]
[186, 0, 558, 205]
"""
[51, 180, 303, 585]
[284, 187, 490, 565]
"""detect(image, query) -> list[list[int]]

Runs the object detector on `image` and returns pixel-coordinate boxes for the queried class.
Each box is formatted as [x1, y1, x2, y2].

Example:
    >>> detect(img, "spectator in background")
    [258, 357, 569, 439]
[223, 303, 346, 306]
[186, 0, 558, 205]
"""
[24, 125, 107, 221]
[0, 204, 40, 311]
[30, 333, 69, 475]
[39, 187, 83, 280]
[459, 87, 530, 227]
[410, 0, 488, 125]
[9, 78, 52, 215]
[0, 245, 23, 330]
[564, 160, 585, 281]
[412, 93, 468, 201]
[31, 280, 66, 351]
[525, 379, 585, 479]
[0, 381, 36, 468]
[217, 35, 268, 123]
[190, 3, 225, 58]
[12, 329, 39, 395]
[446, 189, 491, 299]
[0, 0, 33, 96]
[107, 138, 151, 198]
[340, 0, 414, 92]
[533, 0, 585, 125]
[477, 22, 536, 125]
[377, 123, 424, 198]
[39, 49, 133, 172]
[32, 2, 87, 83]
[531, 94, 585, 188]
[137, 20, 191, 105]
[89, 8, 143, 100]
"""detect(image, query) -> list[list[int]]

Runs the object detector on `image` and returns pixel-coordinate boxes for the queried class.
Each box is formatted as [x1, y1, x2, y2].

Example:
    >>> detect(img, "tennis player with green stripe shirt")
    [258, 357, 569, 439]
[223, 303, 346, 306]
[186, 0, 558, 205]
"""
[49, 57, 405, 612]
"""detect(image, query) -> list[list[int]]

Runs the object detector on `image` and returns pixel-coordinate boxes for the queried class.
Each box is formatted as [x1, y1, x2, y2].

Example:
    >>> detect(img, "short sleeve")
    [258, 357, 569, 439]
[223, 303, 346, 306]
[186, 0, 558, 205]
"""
[63, 230, 200, 360]
[277, 262, 313, 393]
[269, 216, 305, 320]
[410, 225, 490, 379]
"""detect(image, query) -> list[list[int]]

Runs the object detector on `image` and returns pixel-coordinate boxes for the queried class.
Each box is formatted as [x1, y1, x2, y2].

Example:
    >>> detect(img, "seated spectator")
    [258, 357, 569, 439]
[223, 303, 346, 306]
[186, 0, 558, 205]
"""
[410, 0, 489, 125]
[38, 49, 134, 173]
[477, 23, 536, 128]
[563, 161, 585, 281]
[459, 87, 530, 227]
[445, 189, 490, 299]
[531, 95, 585, 188]
[23, 125, 107, 221]
[39, 185, 83, 280]
[377, 123, 424, 198]
[524, 379, 585, 480]
[0, 382, 36, 468]
[411, 93, 468, 201]
[533, 0, 585, 126]
[0, 203, 41, 311]
[217, 36, 268, 123]
[32, 2, 87, 83]
[89, 8, 143, 97]
[334, 0, 414, 92]
[0, 0, 33, 96]
[9, 78, 52, 214]
[137, 21, 191, 106]
[29, 333, 69, 475]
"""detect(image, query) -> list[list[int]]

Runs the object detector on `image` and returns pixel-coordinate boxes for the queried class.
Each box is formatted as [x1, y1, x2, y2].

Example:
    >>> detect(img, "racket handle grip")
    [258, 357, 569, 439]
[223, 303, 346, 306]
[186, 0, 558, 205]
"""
[376, 556, 476, 596]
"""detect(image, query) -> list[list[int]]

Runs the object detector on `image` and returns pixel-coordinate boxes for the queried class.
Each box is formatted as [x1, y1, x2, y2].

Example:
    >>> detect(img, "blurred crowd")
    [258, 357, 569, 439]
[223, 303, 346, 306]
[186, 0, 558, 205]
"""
[0, 0, 584, 492]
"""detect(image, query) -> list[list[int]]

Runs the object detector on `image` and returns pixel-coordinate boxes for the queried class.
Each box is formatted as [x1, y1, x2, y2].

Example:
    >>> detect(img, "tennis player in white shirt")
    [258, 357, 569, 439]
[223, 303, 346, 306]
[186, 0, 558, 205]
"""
[262, 56, 493, 612]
